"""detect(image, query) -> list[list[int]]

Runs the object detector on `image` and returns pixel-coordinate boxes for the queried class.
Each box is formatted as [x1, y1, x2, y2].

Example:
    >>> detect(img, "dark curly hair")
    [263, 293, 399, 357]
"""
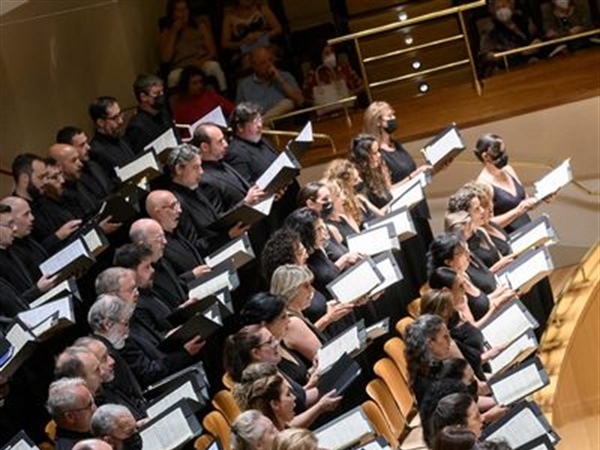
[297, 181, 324, 208]
[432, 425, 477, 450]
[427, 233, 466, 279]
[429, 266, 459, 290]
[421, 379, 469, 447]
[284, 207, 320, 253]
[473, 133, 503, 162]
[430, 393, 476, 447]
[404, 314, 446, 389]
[262, 228, 303, 282]
[348, 133, 391, 199]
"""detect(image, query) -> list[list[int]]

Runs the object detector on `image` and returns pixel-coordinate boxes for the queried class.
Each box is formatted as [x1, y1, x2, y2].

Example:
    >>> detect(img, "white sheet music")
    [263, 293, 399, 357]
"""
[206, 235, 252, 268]
[482, 303, 535, 348]
[296, 121, 313, 142]
[366, 209, 416, 241]
[82, 227, 106, 255]
[366, 319, 389, 341]
[188, 270, 234, 300]
[203, 304, 223, 326]
[6, 323, 35, 352]
[423, 126, 464, 166]
[317, 327, 361, 373]
[534, 159, 572, 201]
[6, 440, 39, 450]
[487, 407, 549, 448]
[141, 407, 194, 450]
[329, 260, 382, 304]
[255, 152, 296, 191]
[359, 439, 391, 450]
[506, 248, 552, 291]
[347, 226, 399, 256]
[39, 239, 90, 277]
[29, 279, 74, 308]
[115, 151, 160, 183]
[252, 195, 275, 215]
[489, 331, 537, 375]
[18, 296, 73, 335]
[492, 363, 546, 406]
[147, 381, 199, 418]
[315, 409, 373, 450]
[190, 106, 228, 132]
[144, 128, 178, 154]
[390, 181, 425, 212]
[510, 221, 553, 256]
[370, 256, 402, 296]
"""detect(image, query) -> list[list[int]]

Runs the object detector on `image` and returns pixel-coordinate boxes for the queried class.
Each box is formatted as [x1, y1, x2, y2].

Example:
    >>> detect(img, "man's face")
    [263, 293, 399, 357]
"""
[141, 84, 164, 109]
[63, 385, 96, 432]
[176, 154, 203, 189]
[10, 200, 34, 238]
[29, 160, 48, 195]
[251, 51, 274, 79]
[135, 257, 155, 289]
[203, 127, 228, 161]
[155, 194, 181, 233]
[71, 132, 91, 162]
[144, 225, 167, 262]
[87, 340, 115, 383]
[98, 102, 124, 137]
[45, 165, 65, 197]
[79, 352, 102, 395]
[0, 213, 16, 248]
[111, 412, 138, 450]
[117, 272, 139, 305]
[61, 147, 84, 180]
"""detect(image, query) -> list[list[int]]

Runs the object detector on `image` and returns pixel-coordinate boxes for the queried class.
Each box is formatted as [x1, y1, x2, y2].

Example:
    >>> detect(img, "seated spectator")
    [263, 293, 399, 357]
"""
[231, 409, 279, 450]
[90, 404, 141, 450]
[272, 428, 318, 450]
[46, 378, 96, 449]
[479, 0, 544, 76]
[221, 0, 282, 73]
[159, 0, 226, 91]
[236, 47, 304, 119]
[171, 66, 235, 129]
[544, 0, 590, 40]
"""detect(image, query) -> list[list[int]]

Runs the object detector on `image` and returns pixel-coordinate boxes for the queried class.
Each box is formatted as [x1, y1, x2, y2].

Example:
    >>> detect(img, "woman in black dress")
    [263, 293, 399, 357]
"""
[363, 101, 435, 290]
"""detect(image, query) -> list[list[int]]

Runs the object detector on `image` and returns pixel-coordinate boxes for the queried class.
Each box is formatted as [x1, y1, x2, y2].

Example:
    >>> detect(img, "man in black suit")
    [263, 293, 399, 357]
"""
[11, 153, 48, 204]
[88, 96, 135, 181]
[125, 74, 176, 153]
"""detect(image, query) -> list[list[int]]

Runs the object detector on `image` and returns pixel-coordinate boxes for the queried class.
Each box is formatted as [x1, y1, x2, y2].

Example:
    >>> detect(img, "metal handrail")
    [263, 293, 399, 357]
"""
[261, 129, 338, 154]
[369, 59, 470, 88]
[362, 34, 465, 64]
[266, 95, 358, 127]
[328, 1, 486, 44]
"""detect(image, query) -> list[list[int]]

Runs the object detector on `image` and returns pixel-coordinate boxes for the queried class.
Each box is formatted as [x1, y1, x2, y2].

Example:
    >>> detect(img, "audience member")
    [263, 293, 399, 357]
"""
[236, 48, 304, 119]
[544, 0, 590, 41]
[90, 404, 141, 450]
[231, 409, 279, 450]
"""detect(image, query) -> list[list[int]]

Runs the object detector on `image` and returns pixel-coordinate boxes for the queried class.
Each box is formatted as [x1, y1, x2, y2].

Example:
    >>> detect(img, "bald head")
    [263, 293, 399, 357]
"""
[145, 190, 182, 233]
[73, 439, 113, 450]
[0, 196, 34, 238]
[48, 143, 83, 180]
[129, 218, 166, 262]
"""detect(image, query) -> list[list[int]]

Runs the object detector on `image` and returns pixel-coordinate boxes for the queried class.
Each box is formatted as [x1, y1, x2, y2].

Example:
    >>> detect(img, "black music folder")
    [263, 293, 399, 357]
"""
[365, 206, 417, 241]
[314, 406, 375, 450]
[210, 196, 274, 230]
[187, 261, 239, 300]
[0, 322, 38, 378]
[140, 401, 202, 450]
[115, 149, 162, 186]
[2, 430, 40, 450]
[326, 258, 384, 304]
[144, 361, 209, 400]
[205, 232, 256, 269]
[158, 301, 223, 351]
[489, 357, 549, 406]
[286, 121, 313, 160]
[146, 373, 208, 418]
[255, 148, 302, 195]
[318, 352, 361, 396]
[420, 123, 465, 170]
[29, 278, 80, 308]
[38, 238, 95, 281]
[346, 223, 400, 256]
[480, 299, 538, 348]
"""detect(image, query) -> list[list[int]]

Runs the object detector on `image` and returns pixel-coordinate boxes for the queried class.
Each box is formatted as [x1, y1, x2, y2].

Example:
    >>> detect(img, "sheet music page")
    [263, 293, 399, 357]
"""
[487, 407, 548, 448]
[18, 297, 72, 330]
[367, 209, 415, 239]
[482, 303, 534, 348]
[30, 279, 72, 308]
[141, 407, 194, 450]
[147, 381, 199, 418]
[188, 271, 233, 300]
[115, 151, 159, 183]
[252, 195, 275, 215]
[6, 323, 35, 350]
[329, 261, 382, 303]
[510, 221, 552, 255]
[7, 440, 38, 450]
[424, 126, 464, 166]
[255, 152, 295, 190]
[359, 439, 390, 450]
[39, 239, 89, 277]
[82, 227, 105, 254]
[315, 409, 372, 450]
[144, 128, 178, 154]
[370, 257, 401, 295]
[507, 249, 551, 291]
[534, 159, 572, 200]
[296, 121, 313, 142]
[492, 363, 545, 405]
[318, 327, 361, 373]
[191, 106, 228, 131]
[206, 237, 249, 268]
[390, 183, 425, 212]
[366, 319, 389, 341]
[203, 303, 223, 326]
[489, 332, 537, 375]
[347, 226, 398, 256]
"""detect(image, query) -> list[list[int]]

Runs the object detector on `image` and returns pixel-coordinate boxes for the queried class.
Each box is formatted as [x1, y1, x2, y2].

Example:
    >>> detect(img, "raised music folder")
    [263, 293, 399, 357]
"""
[518, 435, 557, 450]
[326, 258, 384, 304]
[0, 322, 37, 378]
[496, 246, 554, 293]
[364, 206, 416, 241]
[187, 261, 239, 300]
[29, 278, 80, 308]
[366, 317, 390, 341]
[489, 357, 549, 406]
[480, 299, 538, 349]
[286, 121, 313, 159]
[146, 374, 208, 418]
[39, 238, 95, 281]
[144, 361, 209, 400]
[389, 172, 430, 212]
[317, 320, 367, 374]
[509, 215, 557, 257]
[144, 128, 179, 155]
[96, 192, 139, 224]
[140, 402, 202, 450]
[314, 406, 375, 450]
[158, 301, 223, 351]
[369, 251, 403, 296]
[16, 295, 75, 341]
[210, 195, 274, 230]
[481, 400, 559, 449]
[255, 148, 302, 195]
[488, 329, 538, 378]
[115, 150, 162, 186]
[346, 223, 400, 256]
[317, 352, 361, 396]
[533, 159, 572, 202]
[205, 232, 255, 269]
[2, 430, 40, 450]
[420, 123, 465, 170]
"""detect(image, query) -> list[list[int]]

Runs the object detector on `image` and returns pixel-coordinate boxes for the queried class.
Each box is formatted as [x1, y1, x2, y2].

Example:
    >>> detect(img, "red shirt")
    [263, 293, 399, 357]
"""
[172, 90, 235, 125]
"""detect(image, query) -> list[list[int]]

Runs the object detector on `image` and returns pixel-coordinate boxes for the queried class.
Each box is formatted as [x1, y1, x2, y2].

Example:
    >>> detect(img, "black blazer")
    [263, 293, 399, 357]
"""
[125, 108, 175, 154]
[153, 258, 190, 310]
[198, 160, 250, 214]
[89, 132, 135, 180]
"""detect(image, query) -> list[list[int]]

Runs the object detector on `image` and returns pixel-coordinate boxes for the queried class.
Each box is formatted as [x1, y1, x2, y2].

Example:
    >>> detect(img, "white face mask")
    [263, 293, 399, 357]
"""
[107, 325, 127, 350]
[323, 53, 337, 68]
[554, 0, 570, 9]
[495, 7, 513, 22]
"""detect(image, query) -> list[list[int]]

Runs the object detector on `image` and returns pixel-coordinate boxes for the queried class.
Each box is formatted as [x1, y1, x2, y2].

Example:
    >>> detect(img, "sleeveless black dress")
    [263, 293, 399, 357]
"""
[325, 216, 357, 247]
[492, 174, 531, 234]
[450, 319, 486, 380]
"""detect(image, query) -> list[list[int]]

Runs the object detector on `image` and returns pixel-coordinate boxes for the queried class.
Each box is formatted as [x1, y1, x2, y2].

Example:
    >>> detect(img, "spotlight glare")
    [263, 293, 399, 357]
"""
[404, 35, 414, 45]
[398, 11, 408, 21]
[418, 82, 430, 93]
[411, 60, 421, 70]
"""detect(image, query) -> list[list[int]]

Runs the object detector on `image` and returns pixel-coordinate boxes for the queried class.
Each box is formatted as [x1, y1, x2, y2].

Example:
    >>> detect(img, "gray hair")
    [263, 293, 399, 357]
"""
[54, 347, 95, 380]
[270, 264, 314, 303]
[95, 267, 132, 296]
[88, 294, 130, 333]
[166, 143, 200, 172]
[46, 377, 88, 418]
[231, 410, 270, 450]
[91, 404, 132, 436]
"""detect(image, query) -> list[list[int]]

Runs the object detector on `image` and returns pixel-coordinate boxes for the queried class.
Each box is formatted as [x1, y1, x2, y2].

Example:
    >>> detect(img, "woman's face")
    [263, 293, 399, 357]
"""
[293, 241, 308, 266]
[308, 187, 331, 213]
[313, 218, 329, 248]
[367, 140, 382, 168]
[465, 400, 484, 438]
[255, 416, 279, 450]
[479, 196, 492, 224]
[173, 0, 189, 22]
[291, 281, 314, 311]
[468, 197, 485, 228]
[428, 324, 452, 360]
[447, 243, 470, 274]
[451, 274, 467, 306]
[273, 382, 296, 425]
[268, 309, 290, 340]
[187, 74, 204, 96]
[331, 188, 346, 214]
[252, 328, 281, 364]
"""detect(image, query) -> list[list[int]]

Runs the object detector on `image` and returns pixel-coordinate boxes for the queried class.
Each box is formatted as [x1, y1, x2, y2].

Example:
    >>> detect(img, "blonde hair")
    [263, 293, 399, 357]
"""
[464, 181, 493, 209]
[270, 265, 313, 303]
[272, 428, 318, 450]
[362, 100, 393, 139]
[323, 158, 363, 224]
[444, 210, 471, 234]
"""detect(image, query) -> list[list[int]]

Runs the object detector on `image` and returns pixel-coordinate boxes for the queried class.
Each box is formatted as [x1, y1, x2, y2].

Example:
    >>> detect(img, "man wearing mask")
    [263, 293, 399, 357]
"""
[125, 74, 178, 153]
[91, 404, 143, 450]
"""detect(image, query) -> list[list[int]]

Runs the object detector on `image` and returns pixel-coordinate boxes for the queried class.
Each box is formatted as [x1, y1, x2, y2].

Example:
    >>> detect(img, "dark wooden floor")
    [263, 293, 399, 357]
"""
[293, 47, 600, 168]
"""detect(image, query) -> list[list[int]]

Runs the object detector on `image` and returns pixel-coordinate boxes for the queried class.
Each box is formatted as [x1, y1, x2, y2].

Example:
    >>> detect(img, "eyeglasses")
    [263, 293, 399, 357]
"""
[255, 336, 279, 349]
[105, 112, 124, 122]
[0, 221, 15, 229]
[63, 398, 95, 415]
[162, 200, 181, 211]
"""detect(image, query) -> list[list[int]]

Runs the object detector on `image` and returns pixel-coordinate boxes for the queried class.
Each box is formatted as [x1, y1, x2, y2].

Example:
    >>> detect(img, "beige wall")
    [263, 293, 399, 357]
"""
[0, 0, 165, 194]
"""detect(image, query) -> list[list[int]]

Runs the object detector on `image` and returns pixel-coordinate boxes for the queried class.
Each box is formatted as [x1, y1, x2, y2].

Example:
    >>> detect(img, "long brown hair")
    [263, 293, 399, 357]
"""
[323, 159, 363, 224]
[348, 134, 391, 199]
